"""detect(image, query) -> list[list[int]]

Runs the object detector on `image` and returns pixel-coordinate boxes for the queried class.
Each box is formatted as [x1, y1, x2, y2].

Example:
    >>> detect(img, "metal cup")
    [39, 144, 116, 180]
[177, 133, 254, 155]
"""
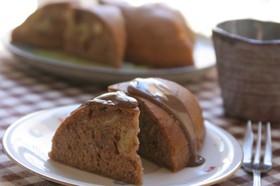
[212, 19, 280, 122]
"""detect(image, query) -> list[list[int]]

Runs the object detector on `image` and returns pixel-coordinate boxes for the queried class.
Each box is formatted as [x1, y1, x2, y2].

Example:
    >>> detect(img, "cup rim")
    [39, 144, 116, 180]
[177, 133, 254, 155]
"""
[212, 18, 280, 44]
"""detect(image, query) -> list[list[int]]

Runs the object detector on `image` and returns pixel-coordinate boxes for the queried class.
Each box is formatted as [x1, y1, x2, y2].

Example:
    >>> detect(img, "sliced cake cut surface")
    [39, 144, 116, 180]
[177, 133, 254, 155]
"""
[49, 91, 143, 185]
[64, 5, 126, 68]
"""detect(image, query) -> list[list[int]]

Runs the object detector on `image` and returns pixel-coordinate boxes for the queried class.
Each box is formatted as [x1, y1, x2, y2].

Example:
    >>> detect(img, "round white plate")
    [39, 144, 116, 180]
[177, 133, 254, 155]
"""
[2, 105, 242, 186]
[3, 33, 215, 85]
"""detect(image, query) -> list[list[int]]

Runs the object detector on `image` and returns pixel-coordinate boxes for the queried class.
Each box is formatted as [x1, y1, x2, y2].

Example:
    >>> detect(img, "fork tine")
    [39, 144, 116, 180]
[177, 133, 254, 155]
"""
[254, 122, 262, 166]
[243, 120, 254, 164]
[264, 122, 272, 167]
[242, 121, 273, 185]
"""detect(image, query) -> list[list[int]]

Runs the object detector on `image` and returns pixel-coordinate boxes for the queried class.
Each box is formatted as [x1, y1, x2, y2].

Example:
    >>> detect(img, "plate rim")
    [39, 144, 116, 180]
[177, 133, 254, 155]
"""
[2, 104, 242, 186]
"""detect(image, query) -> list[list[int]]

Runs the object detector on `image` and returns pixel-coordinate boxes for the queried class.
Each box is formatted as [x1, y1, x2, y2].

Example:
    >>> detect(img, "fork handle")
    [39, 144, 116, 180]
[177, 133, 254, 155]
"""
[253, 171, 261, 186]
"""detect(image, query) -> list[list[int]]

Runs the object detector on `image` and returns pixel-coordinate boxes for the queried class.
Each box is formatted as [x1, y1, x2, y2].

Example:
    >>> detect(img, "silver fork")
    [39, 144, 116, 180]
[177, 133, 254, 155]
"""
[242, 121, 272, 186]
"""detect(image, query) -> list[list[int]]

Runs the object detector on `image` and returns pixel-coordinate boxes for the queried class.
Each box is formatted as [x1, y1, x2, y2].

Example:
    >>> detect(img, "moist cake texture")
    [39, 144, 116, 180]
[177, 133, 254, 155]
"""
[49, 91, 143, 184]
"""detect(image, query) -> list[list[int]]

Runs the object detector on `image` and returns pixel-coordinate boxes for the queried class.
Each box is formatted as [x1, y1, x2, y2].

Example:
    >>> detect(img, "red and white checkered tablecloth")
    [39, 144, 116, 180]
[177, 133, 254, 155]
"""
[1, 48, 280, 186]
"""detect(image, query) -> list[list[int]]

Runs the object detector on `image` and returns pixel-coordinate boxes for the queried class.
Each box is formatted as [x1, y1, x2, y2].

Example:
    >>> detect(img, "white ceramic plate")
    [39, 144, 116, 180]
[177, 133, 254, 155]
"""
[3, 33, 215, 85]
[3, 104, 242, 186]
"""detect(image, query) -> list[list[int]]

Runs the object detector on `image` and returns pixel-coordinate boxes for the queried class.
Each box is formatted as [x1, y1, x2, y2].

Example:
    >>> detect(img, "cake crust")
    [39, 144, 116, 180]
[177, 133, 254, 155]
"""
[100, 0, 196, 68]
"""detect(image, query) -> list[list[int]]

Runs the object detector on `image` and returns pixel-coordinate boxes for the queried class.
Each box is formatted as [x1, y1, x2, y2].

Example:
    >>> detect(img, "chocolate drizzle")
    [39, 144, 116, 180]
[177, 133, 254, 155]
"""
[128, 78, 204, 167]
[87, 91, 138, 109]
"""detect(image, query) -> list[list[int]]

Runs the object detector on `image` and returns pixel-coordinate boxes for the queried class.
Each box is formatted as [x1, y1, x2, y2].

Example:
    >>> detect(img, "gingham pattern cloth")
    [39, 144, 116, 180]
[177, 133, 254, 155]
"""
[1, 48, 280, 186]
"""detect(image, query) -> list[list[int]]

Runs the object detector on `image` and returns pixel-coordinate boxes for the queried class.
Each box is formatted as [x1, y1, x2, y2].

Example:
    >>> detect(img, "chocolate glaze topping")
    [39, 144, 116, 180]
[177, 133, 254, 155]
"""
[87, 91, 138, 109]
[128, 78, 204, 167]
